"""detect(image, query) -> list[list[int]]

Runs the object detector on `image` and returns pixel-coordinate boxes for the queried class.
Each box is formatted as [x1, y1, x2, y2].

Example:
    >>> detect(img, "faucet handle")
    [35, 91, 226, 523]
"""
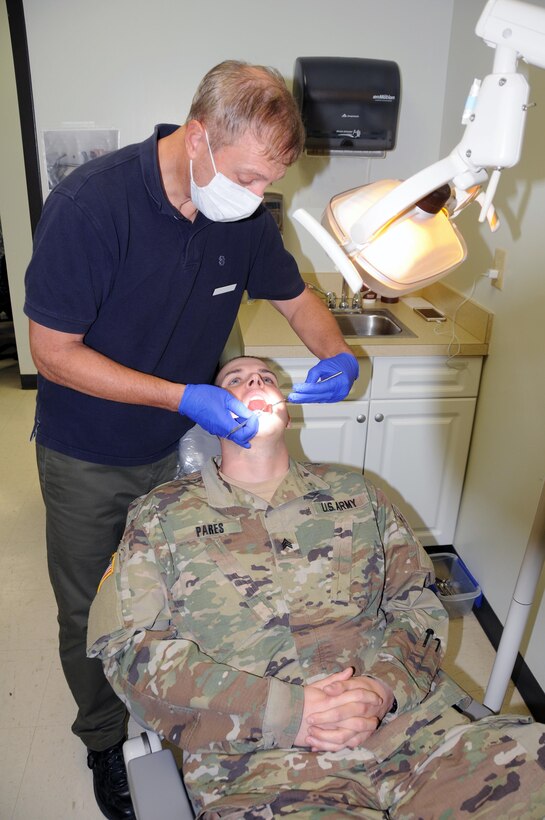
[326, 292, 337, 309]
[352, 292, 362, 311]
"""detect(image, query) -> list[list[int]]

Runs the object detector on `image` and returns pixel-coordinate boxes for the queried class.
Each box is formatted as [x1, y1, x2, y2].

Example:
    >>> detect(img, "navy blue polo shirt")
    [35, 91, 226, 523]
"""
[24, 124, 304, 465]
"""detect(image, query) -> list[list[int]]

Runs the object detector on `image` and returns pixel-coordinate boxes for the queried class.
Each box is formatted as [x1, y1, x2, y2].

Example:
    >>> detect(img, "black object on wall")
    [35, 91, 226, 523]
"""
[293, 56, 401, 156]
[6, 0, 43, 233]
[5, 0, 41, 387]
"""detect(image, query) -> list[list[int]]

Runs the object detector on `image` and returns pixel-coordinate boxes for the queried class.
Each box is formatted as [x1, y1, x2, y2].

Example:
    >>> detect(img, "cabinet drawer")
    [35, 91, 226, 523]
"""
[271, 357, 372, 401]
[371, 356, 482, 399]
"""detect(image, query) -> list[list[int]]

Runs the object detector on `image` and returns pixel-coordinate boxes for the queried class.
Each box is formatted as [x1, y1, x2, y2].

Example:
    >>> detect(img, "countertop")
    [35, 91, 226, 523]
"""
[238, 281, 492, 360]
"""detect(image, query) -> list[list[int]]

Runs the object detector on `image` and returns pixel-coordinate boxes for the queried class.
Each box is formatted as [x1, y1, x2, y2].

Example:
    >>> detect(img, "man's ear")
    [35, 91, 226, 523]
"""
[185, 120, 207, 160]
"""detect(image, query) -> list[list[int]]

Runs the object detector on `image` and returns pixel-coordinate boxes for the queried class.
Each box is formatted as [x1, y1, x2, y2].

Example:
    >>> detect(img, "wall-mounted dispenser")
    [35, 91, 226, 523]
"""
[293, 57, 401, 156]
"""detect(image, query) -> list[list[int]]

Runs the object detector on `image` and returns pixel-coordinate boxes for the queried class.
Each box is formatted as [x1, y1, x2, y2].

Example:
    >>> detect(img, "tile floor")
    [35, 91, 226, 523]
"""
[0, 360, 531, 820]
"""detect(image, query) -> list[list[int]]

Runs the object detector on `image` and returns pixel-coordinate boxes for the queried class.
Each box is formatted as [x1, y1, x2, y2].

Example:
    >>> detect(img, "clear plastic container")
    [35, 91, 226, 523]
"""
[430, 552, 481, 618]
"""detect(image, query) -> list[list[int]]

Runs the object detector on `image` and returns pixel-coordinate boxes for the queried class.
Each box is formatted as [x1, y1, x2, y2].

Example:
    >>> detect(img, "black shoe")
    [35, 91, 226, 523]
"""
[87, 739, 136, 820]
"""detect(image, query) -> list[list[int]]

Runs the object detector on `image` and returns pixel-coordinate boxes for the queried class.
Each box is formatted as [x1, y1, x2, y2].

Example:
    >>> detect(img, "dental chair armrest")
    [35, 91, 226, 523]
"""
[123, 734, 195, 820]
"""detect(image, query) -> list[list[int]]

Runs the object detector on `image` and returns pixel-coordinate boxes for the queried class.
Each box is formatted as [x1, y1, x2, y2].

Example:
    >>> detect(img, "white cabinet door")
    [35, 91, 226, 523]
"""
[285, 401, 368, 471]
[364, 397, 477, 546]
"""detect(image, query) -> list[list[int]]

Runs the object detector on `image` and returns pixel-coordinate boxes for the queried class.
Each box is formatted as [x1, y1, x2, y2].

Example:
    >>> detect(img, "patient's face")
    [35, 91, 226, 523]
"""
[216, 357, 289, 431]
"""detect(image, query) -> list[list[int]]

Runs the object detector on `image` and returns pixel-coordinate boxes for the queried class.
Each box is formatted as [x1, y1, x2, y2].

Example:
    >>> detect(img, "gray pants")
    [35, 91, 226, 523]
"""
[36, 444, 178, 751]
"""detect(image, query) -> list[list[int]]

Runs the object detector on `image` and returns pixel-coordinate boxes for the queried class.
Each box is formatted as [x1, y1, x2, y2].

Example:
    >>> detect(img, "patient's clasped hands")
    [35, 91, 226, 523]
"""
[295, 667, 393, 752]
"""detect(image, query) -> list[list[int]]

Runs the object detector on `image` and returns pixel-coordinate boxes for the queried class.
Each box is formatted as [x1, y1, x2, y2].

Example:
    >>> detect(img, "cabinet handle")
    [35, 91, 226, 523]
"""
[374, 413, 384, 423]
[356, 414, 366, 423]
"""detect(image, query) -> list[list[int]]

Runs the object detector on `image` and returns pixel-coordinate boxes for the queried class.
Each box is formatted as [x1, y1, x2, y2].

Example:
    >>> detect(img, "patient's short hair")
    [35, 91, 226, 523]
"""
[187, 60, 305, 165]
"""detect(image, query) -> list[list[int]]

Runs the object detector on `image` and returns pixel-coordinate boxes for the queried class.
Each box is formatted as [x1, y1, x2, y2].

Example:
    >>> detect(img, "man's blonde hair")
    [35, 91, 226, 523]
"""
[187, 60, 305, 166]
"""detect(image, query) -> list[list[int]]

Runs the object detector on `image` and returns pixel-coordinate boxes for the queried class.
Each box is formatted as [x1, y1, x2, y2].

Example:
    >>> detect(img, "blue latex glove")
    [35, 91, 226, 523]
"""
[287, 352, 359, 404]
[179, 384, 259, 448]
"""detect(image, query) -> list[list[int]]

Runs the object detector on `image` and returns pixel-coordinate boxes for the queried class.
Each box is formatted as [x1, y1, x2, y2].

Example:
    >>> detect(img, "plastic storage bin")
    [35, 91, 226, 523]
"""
[430, 552, 481, 618]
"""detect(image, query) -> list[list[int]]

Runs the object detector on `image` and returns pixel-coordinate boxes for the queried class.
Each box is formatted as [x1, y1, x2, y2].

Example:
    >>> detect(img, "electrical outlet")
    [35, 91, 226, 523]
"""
[492, 248, 507, 290]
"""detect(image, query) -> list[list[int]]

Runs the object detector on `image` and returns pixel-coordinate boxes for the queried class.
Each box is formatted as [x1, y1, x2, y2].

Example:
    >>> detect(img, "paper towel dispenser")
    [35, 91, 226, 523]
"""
[293, 57, 400, 156]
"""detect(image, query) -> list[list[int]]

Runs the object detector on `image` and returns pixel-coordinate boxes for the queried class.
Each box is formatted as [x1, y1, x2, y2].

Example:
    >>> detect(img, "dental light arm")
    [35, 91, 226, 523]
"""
[293, 0, 545, 296]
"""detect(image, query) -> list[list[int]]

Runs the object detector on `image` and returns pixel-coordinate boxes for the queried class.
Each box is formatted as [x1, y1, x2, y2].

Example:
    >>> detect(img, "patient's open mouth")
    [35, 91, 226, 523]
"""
[248, 399, 272, 413]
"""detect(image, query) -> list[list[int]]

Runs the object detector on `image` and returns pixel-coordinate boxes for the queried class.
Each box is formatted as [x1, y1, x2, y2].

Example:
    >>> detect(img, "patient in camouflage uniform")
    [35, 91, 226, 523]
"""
[88, 356, 545, 819]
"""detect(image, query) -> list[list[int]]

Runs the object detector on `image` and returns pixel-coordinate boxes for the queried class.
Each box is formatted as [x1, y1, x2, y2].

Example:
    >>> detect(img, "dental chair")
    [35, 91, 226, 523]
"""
[122, 425, 492, 820]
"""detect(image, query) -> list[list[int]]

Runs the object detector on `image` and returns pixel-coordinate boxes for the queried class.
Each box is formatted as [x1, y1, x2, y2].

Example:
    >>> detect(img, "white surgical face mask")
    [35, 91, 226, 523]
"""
[190, 130, 263, 222]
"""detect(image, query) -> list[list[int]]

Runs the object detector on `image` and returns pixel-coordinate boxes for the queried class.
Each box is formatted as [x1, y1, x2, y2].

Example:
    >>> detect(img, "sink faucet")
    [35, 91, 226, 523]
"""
[305, 282, 337, 310]
[338, 279, 351, 311]
[352, 291, 363, 311]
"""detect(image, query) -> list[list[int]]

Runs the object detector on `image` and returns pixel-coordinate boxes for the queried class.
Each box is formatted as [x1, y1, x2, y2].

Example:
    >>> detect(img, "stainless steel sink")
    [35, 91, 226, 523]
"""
[332, 309, 415, 338]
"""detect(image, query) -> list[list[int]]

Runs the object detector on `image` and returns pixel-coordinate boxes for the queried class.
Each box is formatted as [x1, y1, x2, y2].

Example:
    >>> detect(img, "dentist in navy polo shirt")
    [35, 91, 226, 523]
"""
[24, 61, 357, 820]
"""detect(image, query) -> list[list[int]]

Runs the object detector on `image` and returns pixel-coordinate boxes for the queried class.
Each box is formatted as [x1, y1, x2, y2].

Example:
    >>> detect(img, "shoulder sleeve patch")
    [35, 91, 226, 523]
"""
[97, 553, 116, 594]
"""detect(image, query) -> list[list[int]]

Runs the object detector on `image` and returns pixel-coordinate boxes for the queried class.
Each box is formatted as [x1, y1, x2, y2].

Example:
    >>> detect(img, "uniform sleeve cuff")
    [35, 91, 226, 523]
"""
[261, 677, 304, 749]
[366, 660, 415, 712]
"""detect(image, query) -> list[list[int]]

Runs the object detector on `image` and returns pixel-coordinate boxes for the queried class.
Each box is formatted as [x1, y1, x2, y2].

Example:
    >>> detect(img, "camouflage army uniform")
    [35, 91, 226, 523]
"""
[87, 459, 545, 818]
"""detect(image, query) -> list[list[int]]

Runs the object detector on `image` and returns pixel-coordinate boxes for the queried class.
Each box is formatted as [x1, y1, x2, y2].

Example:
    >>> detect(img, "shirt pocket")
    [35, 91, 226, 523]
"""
[170, 540, 281, 674]
[295, 513, 384, 613]
[292, 515, 345, 610]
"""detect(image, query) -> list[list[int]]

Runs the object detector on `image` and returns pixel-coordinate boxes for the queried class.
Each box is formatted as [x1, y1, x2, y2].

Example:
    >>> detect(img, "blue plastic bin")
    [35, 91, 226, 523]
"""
[430, 552, 482, 618]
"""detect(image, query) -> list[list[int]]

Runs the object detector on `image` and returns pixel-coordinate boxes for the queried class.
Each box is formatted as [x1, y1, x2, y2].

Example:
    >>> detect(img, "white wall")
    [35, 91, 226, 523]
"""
[18, 0, 453, 326]
[443, 0, 545, 691]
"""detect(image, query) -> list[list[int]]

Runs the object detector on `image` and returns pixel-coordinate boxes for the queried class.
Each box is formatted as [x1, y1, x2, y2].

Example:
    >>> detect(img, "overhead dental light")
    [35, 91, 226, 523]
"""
[293, 0, 545, 297]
